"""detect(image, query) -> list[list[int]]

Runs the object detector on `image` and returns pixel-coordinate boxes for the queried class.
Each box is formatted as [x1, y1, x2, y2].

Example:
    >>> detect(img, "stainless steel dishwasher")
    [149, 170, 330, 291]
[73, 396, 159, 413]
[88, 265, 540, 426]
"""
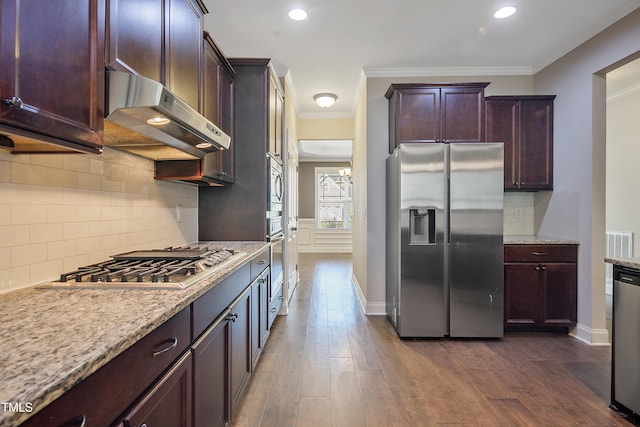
[611, 267, 640, 419]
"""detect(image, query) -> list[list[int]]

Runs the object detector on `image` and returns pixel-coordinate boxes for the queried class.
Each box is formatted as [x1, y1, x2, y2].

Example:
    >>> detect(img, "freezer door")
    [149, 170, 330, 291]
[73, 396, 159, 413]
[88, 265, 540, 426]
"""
[396, 143, 447, 337]
[448, 143, 504, 338]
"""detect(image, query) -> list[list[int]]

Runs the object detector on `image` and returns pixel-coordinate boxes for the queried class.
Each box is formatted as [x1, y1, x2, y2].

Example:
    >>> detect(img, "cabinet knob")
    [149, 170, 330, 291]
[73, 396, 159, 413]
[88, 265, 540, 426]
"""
[3, 96, 23, 109]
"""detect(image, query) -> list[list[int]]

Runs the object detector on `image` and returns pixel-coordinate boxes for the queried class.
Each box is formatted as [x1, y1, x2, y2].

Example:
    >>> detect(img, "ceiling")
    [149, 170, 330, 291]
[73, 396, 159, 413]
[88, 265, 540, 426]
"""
[203, 0, 640, 120]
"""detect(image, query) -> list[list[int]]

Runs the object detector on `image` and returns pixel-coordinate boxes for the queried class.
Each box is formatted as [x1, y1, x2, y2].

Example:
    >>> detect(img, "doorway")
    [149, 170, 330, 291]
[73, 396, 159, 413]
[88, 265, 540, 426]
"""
[604, 56, 640, 342]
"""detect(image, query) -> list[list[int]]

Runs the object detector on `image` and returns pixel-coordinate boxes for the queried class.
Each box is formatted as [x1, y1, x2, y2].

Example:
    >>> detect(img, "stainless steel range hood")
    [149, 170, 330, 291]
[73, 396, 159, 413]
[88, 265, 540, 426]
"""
[104, 70, 230, 160]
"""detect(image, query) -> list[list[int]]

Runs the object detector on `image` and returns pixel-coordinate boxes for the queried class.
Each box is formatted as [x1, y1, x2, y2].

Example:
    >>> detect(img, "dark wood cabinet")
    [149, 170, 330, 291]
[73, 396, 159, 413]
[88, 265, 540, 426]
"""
[106, 0, 204, 111]
[116, 352, 192, 427]
[229, 286, 252, 415]
[504, 244, 577, 330]
[199, 58, 284, 241]
[193, 311, 230, 427]
[153, 32, 235, 186]
[20, 253, 272, 427]
[268, 72, 284, 160]
[21, 307, 190, 427]
[385, 83, 488, 153]
[202, 32, 235, 183]
[251, 266, 270, 368]
[485, 95, 555, 191]
[0, 0, 104, 154]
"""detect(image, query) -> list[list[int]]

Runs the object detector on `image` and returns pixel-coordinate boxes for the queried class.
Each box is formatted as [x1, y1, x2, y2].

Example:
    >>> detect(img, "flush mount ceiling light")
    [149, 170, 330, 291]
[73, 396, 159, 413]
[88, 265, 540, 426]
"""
[494, 6, 516, 19]
[288, 8, 308, 21]
[314, 93, 337, 108]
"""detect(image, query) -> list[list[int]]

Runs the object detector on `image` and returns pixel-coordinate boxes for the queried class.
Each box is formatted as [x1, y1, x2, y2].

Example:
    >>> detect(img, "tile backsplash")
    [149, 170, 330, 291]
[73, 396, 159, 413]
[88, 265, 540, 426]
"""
[0, 148, 198, 294]
[504, 192, 535, 236]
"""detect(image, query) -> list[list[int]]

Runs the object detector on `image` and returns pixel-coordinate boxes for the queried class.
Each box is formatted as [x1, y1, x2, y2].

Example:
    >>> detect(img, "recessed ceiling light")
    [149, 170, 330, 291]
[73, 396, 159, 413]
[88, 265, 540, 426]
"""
[494, 6, 516, 19]
[288, 8, 308, 21]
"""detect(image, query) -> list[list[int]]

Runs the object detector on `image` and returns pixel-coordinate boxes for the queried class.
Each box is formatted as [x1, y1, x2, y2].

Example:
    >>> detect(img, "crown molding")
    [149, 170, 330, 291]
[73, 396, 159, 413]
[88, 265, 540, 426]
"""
[362, 65, 533, 78]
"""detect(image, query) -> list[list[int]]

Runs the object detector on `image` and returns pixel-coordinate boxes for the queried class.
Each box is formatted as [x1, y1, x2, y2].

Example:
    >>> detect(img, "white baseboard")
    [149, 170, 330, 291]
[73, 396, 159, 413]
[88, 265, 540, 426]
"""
[351, 273, 386, 315]
[572, 323, 611, 346]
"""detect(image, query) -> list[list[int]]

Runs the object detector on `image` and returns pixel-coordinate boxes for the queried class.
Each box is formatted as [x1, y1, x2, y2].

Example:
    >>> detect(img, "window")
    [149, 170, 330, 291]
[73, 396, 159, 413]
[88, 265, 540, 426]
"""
[315, 167, 353, 230]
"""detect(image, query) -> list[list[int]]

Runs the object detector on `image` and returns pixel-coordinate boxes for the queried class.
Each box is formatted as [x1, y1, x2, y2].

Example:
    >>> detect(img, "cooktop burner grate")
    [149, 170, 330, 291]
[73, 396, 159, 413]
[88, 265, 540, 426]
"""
[40, 246, 242, 290]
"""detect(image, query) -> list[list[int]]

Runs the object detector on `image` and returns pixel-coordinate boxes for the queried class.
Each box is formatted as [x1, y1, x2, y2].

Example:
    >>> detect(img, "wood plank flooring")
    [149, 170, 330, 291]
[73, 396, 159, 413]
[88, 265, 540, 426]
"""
[229, 253, 632, 426]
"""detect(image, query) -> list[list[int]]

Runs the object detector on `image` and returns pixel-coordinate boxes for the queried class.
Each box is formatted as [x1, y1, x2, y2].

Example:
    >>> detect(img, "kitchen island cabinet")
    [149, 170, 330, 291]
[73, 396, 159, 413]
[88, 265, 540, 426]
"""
[504, 243, 578, 331]
[1, 242, 271, 427]
[385, 83, 488, 153]
[0, 0, 104, 154]
[485, 95, 555, 191]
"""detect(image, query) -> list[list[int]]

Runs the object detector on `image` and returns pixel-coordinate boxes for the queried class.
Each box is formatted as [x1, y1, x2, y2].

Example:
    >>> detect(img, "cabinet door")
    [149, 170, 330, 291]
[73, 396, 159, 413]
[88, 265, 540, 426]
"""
[267, 73, 283, 160]
[390, 87, 440, 149]
[120, 352, 192, 427]
[193, 313, 230, 427]
[0, 0, 104, 153]
[504, 263, 539, 326]
[106, 0, 163, 81]
[486, 100, 519, 190]
[440, 86, 485, 143]
[217, 64, 235, 182]
[165, 0, 203, 110]
[519, 99, 553, 190]
[540, 263, 577, 326]
[230, 287, 252, 415]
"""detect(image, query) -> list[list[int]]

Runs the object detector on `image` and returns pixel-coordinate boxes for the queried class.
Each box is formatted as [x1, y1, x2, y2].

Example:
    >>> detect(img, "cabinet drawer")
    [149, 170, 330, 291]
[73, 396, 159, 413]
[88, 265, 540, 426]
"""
[24, 306, 190, 427]
[250, 247, 269, 281]
[193, 263, 251, 339]
[504, 244, 577, 263]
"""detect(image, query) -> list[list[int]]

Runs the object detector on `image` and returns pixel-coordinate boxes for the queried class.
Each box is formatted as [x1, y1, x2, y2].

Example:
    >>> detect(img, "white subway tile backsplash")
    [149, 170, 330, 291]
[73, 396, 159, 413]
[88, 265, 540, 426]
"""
[0, 147, 198, 293]
[12, 243, 48, 267]
[30, 223, 64, 244]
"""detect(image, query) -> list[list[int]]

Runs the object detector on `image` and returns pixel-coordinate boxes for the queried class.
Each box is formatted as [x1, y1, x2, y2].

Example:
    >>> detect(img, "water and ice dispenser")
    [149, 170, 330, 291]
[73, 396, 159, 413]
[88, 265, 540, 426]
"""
[409, 208, 436, 245]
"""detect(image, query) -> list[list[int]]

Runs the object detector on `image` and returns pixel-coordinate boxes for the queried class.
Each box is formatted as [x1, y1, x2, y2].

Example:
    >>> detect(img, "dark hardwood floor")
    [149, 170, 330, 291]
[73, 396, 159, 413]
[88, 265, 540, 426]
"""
[230, 253, 631, 426]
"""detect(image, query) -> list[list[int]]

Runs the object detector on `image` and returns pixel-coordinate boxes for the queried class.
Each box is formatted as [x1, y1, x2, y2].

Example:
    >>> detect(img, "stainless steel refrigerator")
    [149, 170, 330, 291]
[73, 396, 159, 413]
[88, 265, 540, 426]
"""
[386, 143, 504, 338]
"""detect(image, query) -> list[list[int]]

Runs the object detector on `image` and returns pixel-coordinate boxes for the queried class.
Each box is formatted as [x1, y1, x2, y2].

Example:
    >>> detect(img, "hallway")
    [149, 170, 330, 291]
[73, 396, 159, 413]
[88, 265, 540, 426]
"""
[229, 253, 627, 426]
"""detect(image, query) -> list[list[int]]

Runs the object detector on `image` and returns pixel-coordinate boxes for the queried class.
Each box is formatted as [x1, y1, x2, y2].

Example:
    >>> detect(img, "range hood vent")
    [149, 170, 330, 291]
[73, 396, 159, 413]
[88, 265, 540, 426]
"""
[105, 70, 230, 160]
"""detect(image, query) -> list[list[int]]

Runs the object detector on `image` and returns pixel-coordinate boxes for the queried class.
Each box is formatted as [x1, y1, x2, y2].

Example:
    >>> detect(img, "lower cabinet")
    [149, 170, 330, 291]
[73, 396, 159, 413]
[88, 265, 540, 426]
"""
[192, 310, 230, 427]
[19, 253, 273, 427]
[229, 286, 252, 415]
[504, 244, 578, 330]
[115, 352, 192, 427]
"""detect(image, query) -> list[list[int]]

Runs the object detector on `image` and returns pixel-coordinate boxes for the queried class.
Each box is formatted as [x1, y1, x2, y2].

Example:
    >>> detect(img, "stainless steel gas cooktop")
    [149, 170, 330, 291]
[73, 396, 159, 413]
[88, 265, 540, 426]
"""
[38, 246, 245, 290]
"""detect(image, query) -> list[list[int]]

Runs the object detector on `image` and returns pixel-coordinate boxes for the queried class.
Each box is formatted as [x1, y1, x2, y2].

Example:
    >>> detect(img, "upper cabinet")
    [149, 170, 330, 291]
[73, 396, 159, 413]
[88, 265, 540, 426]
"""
[106, 0, 205, 111]
[154, 32, 235, 186]
[0, 0, 105, 154]
[485, 95, 555, 191]
[385, 83, 488, 153]
[268, 72, 284, 160]
[202, 32, 235, 183]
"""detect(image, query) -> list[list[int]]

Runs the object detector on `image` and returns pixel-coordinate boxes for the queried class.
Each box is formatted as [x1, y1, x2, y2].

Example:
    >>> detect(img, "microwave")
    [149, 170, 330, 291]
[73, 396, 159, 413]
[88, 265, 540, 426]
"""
[267, 153, 283, 213]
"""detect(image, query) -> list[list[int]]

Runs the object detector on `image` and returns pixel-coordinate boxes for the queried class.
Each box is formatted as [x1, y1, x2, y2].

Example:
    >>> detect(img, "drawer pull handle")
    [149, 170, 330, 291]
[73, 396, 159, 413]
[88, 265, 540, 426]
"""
[75, 415, 86, 427]
[226, 313, 238, 322]
[152, 337, 178, 358]
[257, 260, 266, 265]
[532, 252, 548, 256]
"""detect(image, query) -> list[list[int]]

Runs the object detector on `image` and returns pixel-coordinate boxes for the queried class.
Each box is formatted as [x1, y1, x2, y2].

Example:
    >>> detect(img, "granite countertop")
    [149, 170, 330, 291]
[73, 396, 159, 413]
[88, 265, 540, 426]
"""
[0, 241, 270, 427]
[605, 257, 640, 270]
[504, 235, 580, 245]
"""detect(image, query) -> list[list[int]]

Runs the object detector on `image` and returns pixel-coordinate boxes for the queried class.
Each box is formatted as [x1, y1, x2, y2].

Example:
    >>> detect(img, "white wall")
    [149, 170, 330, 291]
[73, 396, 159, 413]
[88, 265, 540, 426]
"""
[534, 8, 640, 344]
[0, 148, 198, 293]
